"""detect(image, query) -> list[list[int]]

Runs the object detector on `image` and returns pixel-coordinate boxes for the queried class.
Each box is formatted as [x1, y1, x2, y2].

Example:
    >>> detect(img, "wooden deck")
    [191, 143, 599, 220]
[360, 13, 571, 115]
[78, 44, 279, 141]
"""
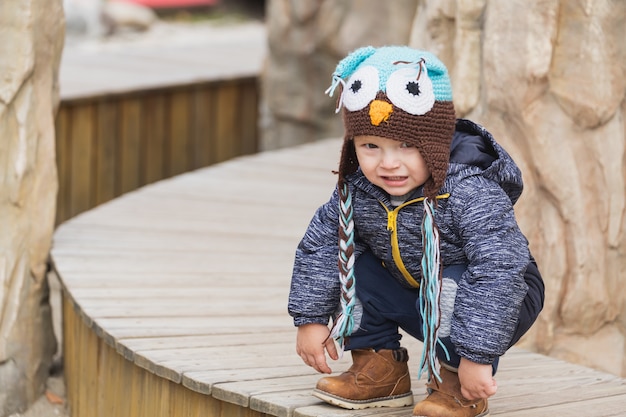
[51, 138, 626, 417]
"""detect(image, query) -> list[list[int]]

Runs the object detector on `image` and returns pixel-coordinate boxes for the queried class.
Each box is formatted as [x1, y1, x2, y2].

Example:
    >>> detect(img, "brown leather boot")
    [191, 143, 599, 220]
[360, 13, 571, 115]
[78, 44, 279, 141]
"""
[313, 347, 413, 409]
[412, 364, 490, 417]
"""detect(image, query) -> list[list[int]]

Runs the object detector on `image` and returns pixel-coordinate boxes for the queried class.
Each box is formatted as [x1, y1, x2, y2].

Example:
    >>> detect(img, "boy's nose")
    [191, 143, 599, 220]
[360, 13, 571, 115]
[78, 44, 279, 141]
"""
[369, 100, 393, 126]
[381, 151, 401, 168]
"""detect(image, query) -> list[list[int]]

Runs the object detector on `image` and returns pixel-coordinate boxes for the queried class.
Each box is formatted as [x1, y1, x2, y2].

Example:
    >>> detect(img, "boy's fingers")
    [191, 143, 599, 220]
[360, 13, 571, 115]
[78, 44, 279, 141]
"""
[324, 338, 339, 360]
[314, 353, 331, 374]
[299, 350, 331, 374]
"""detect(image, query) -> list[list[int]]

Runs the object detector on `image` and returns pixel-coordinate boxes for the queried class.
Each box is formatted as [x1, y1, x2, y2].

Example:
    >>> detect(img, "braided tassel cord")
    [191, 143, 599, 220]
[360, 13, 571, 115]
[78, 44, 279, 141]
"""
[418, 198, 450, 382]
[330, 183, 356, 353]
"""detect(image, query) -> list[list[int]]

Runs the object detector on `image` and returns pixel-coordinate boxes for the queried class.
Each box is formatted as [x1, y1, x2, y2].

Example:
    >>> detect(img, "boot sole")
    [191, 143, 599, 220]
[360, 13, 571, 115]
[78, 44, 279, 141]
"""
[414, 410, 489, 417]
[313, 389, 414, 409]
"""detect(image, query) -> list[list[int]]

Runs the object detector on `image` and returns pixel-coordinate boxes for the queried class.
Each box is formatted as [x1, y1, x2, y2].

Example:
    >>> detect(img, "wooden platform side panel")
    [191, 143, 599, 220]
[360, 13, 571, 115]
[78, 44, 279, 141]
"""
[237, 78, 260, 156]
[141, 93, 168, 185]
[61, 295, 78, 417]
[166, 89, 192, 178]
[213, 81, 242, 163]
[62, 291, 273, 417]
[191, 85, 216, 169]
[55, 79, 260, 225]
[63, 294, 100, 417]
[68, 103, 96, 217]
[118, 97, 143, 195]
[95, 100, 118, 205]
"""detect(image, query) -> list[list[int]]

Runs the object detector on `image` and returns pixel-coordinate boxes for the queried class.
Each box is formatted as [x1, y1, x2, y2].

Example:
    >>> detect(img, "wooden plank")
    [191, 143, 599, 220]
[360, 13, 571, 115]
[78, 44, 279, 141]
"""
[55, 105, 71, 225]
[211, 374, 326, 408]
[51, 252, 295, 277]
[183, 367, 319, 396]
[51, 269, 289, 288]
[68, 103, 95, 217]
[51, 243, 290, 263]
[50, 233, 300, 257]
[75, 303, 100, 417]
[96, 339, 125, 417]
[95, 315, 291, 336]
[191, 84, 215, 168]
[94, 99, 118, 205]
[237, 78, 259, 156]
[51, 188, 332, 234]
[62, 294, 79, 415]
[71, 287, 288, 304]
[67, 286, 288, 300]
[118, 97, 142, 194]
[253, 391, 323, 417]
[118, 332, 296, 359]
[141, 93, 167, 184]
[88, 315, 292, 350]
[213, 81, 239, 163]
[495, 393, 626, 416]
[79, 298, 288, 319]
[147, 369, 173, 417]
[65, 178, 332, 215]
[166, 89, 192, 177]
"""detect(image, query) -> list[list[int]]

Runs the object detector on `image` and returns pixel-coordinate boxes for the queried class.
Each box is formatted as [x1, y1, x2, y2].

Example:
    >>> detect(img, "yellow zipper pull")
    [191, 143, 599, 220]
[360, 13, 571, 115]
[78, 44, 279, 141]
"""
[387, 210, 396, 231]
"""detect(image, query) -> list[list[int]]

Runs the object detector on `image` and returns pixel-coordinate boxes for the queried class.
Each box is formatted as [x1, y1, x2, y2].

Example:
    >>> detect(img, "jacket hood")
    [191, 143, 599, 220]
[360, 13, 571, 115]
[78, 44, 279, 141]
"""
[448, 119, 523, 205]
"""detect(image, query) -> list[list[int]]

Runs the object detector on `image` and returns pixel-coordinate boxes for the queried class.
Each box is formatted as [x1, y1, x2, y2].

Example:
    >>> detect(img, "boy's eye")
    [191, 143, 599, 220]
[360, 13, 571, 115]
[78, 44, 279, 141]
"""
[400, 142, 414, 148]
[364, 143, 378, 149]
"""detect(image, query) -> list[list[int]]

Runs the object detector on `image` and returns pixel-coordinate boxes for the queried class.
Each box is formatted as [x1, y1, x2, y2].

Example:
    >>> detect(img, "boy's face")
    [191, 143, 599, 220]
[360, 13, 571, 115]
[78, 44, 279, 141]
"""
[353, 135, 431, 196]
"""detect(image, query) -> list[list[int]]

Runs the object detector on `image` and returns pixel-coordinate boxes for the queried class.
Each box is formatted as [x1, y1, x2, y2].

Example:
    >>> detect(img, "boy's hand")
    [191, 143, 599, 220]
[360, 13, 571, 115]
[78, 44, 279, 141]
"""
[458, 358, 498, 400]
[296, 323, 339, 374]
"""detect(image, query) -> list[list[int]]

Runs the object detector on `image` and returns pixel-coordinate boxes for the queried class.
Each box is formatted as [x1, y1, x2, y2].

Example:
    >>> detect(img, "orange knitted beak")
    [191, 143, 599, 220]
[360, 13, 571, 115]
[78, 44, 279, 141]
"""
[369, 100, 393, 126]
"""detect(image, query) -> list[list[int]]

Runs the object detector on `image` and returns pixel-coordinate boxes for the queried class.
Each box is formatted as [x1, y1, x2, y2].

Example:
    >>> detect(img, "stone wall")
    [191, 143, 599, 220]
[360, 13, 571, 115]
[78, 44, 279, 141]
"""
[450, 0, 626, 377]
[262, 0, 626, 377]
[0, 0, 64, 414]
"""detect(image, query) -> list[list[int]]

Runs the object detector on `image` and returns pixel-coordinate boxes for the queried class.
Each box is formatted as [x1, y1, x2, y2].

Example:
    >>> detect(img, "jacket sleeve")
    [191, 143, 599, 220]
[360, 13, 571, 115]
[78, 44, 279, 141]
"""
[288, 187, 341, 327]
[449, 176, 530, 364]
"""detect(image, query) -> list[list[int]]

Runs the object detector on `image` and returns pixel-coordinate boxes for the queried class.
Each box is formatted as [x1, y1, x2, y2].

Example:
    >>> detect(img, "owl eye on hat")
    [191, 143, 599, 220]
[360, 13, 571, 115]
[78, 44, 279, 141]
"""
[327, 45, 456, 198]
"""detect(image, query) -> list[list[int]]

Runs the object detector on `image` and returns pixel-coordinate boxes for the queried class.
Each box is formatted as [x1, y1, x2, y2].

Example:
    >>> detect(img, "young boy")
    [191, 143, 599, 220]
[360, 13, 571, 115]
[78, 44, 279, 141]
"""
[288, 46, 544, 417]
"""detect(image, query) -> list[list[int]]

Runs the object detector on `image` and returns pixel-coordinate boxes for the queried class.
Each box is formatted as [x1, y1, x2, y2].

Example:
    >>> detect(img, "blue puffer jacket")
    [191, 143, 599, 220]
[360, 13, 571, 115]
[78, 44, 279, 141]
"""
[288, 119, 530, 364]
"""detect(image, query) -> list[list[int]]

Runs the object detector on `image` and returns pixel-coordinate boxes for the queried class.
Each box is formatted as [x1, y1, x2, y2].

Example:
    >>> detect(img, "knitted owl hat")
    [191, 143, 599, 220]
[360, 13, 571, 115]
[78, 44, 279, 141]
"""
[327, 45, 456, 198]
[326, 46, 456, 381]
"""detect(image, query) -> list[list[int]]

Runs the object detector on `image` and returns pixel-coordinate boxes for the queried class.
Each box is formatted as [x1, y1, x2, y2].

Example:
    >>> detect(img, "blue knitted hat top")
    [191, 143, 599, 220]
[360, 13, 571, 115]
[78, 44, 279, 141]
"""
[332, 46, 453, 101]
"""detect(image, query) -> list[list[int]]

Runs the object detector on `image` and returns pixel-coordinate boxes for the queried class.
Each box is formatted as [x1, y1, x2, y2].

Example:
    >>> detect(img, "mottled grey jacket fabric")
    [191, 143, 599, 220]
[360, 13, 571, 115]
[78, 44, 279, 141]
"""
[288, 119, 530, 364]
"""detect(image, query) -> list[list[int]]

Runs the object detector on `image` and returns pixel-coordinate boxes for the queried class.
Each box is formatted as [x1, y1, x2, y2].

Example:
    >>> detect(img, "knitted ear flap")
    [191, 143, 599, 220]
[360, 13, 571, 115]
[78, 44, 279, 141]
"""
[336, 137, 358, 185]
